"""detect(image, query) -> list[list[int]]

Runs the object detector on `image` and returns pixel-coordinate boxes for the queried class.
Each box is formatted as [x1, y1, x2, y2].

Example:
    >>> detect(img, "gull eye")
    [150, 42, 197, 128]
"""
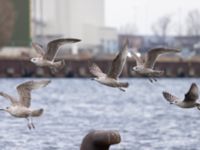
[32, 58, 36, 61]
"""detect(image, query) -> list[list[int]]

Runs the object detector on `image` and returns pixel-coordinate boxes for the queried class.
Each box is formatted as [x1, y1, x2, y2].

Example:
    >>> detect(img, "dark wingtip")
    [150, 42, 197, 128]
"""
[66, 38, 81, 43]
[162, 91, 169, 99]
[189, 83, 198, 93]
[50, 38, 81, 44]
[162, 91, 167, 96]
[191, 83, 197, 88]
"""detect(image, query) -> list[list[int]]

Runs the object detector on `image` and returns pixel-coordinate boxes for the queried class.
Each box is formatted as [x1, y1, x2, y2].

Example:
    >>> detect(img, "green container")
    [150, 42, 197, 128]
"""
[9, 0, 31, 46]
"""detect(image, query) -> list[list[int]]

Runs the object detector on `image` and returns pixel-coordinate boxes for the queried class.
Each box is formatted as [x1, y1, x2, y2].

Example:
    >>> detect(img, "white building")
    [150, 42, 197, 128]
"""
[31, 0, 118, 53]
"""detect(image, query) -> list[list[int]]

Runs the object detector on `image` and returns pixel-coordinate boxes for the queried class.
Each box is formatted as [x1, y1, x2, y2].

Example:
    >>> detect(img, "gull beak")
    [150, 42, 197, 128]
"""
[0, 108, 4, 111]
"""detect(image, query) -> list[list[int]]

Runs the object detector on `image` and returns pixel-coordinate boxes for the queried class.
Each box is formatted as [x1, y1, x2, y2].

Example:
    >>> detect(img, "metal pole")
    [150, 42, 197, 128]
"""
[40, 0, 43, 37]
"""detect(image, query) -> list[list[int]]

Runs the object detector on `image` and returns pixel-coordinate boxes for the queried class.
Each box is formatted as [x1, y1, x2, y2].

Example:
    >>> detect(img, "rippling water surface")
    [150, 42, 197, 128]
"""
[0, 78, 200, 150]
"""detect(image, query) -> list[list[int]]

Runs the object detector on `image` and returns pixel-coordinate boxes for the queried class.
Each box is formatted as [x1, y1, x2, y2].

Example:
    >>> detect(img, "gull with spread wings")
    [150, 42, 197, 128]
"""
[0, 80, 51, 130]
[131, 47, 180, 82]
[89, 41, 130, 92]
[31, 38, 81, 72]
[163, 83, 200, 110]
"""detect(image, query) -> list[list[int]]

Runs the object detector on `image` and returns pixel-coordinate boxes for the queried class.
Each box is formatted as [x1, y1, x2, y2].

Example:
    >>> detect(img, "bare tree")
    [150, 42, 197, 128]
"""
[0, 0, 15, 49]
[186, 9, 200, 36]
[152, 15, 171, 44]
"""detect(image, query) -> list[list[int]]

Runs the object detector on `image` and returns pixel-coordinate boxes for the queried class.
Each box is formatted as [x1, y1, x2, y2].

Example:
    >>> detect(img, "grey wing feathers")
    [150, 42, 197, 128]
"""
[32, 42, 45, 56]
[132, 51, 144, 66]
[17, 80, 51, 107]
[0, 92, 17, 104]
[145, 47, 180, 68]
[184, 83, 199, 102]
[44, 38, 81, 60]
[89, 63, 106, 77]
[162, 91, 181, 103]
[108, 40, 128, 79]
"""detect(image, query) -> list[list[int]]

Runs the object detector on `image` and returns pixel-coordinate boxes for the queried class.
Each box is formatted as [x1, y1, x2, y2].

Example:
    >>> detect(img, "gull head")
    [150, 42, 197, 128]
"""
[0, 106, 9, 112]
[31, 57, 41, 64]
[132, 66, 140, 72]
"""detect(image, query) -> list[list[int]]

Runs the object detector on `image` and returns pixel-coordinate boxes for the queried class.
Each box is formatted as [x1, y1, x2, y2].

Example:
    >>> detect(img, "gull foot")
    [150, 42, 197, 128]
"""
[149, 78, 153, 83]
[27, 124, 32, 130]
[153, 78, 157, 82]
[31, 123, 35, 129]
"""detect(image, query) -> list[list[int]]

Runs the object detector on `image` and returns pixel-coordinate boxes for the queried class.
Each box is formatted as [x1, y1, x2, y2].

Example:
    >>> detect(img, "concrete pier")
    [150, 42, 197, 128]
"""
[0, 59, 199, 77]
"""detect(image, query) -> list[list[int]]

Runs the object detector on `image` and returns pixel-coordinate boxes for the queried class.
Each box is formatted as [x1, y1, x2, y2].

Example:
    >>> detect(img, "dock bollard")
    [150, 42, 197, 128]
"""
[80, 130, 121, 150]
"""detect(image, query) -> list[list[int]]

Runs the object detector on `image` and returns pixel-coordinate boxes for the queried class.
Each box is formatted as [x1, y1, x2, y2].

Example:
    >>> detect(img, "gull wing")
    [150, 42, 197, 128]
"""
[32, 42, 45, 57]
[89, 63, 106, 77]
[0, 92, 18, 105]
[184, 83, 199, 102]
[44, 38, 81, 61]
[145, 48, 180, 69]
[162, 91, 181, 103]
[107, 40, 129, 79]
[132, 51, 144, 66]
[17, 80, 51, 107]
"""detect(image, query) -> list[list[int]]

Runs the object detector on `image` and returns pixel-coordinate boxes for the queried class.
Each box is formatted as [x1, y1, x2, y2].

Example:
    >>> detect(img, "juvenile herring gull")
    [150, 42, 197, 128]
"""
[131, 47, 180, 82]
[89, 41, 129, 91]
[0, 80, 51, 129]
[31, 38, 81, 72]
[80, 130, 121, 150]
[163, 83, 200, 110]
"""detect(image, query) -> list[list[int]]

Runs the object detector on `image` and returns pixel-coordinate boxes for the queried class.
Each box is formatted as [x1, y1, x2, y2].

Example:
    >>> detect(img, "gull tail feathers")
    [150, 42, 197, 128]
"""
[162, 91, 177, 104]
[118, 82, 129, 88]
[153, 70, 164, 77]
[31, 108, 44, 117]
[54, 60, 65, 68]
[51, 60, 66, 73]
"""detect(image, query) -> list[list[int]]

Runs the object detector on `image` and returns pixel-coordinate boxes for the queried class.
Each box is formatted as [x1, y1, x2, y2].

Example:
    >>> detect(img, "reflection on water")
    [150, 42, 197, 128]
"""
[0, 78, 200, 150]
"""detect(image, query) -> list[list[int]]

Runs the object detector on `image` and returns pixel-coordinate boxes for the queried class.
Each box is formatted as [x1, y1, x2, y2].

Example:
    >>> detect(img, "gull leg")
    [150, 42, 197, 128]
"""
[26, 118, 32, 130]
[149, 78, 153, 83]
[153, 78, 157, 82]
[119, 87, 126, 92]
[30, 117, 35, 129]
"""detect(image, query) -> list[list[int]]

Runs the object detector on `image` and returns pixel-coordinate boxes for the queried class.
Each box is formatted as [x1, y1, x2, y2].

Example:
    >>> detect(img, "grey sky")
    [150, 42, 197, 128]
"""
[105, 0, 200, 35]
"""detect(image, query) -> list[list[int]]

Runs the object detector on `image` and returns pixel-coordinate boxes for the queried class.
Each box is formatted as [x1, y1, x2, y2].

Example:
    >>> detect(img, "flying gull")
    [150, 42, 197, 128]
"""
[89, 40, 130, 91]
[131, 47, 180, 82]
[163, 83, 200, 110]
[31, 38, 81, 72]
[0, 80, 51, 129]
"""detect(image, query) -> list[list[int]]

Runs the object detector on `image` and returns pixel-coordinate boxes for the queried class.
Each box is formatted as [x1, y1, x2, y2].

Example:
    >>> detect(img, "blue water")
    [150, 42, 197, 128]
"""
[0, 78, 200, 150]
